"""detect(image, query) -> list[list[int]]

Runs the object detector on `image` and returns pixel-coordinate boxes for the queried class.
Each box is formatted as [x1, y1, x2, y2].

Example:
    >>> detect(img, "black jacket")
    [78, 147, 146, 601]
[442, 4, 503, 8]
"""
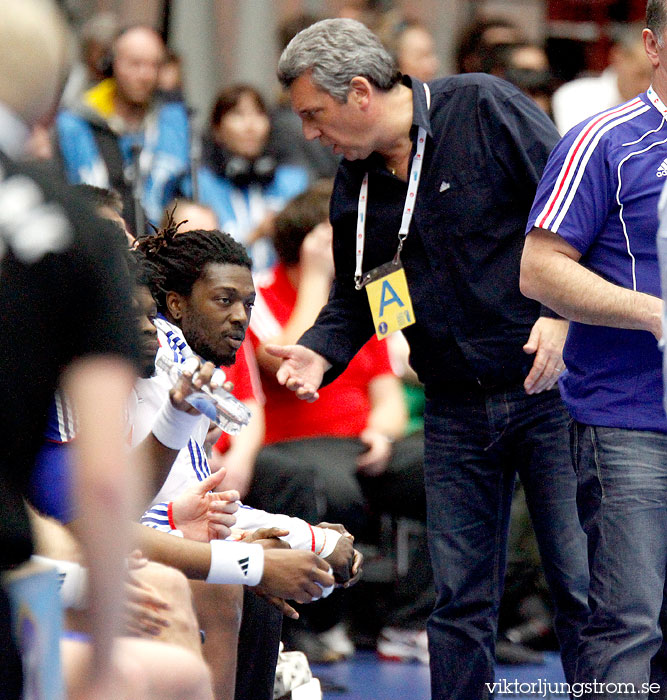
[300, 74, 560, 395]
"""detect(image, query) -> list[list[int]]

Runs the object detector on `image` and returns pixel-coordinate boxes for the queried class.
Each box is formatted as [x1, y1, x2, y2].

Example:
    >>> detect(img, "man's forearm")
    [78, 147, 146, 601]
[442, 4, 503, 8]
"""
[131, 524, 212, 579]
[135, 435, 180, 501]
[65, 357, 138, 677]
[521, 229, 663, 339]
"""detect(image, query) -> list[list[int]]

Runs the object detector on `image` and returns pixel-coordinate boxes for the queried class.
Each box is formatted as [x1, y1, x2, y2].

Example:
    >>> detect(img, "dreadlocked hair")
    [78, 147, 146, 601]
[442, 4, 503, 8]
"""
[135, 209, 251, 313]
[125, 247, 166, 301]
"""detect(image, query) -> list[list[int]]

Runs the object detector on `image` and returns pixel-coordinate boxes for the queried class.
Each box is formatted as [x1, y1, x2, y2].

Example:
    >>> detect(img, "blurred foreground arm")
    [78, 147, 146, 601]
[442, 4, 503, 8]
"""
[64, 356, 139, 691]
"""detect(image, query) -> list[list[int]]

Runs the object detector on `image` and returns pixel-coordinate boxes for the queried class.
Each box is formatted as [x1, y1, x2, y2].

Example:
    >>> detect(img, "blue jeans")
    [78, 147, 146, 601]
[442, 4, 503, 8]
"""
[657, 216, 667, 415]
[424, 387, 589, 700]
[572, 423, 667, 698]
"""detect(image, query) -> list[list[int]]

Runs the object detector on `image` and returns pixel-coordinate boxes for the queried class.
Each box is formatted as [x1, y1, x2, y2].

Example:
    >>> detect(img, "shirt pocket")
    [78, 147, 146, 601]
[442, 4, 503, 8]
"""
[433, 171, 512, 239]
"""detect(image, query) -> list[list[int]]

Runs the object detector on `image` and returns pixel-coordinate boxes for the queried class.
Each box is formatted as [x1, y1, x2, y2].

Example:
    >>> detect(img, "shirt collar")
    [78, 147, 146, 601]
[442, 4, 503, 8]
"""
[403, 75, 433, 139]
[154, 313, 194, 364]
[360, 75, 433, 175]
[646, 85, 667, 119]
[0, 102, 30, 159]
[83, 77, 158, 135]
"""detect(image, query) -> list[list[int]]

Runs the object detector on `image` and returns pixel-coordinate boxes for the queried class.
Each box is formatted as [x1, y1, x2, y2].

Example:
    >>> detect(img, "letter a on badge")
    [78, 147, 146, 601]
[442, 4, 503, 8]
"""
[379, 280, 404, 316]
[365, 265, 416, 339]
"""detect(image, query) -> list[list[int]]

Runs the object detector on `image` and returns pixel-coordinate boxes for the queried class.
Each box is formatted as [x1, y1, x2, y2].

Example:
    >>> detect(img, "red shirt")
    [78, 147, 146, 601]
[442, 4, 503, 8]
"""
[248, 263, 394, 445]
[214, 338, 263, 454]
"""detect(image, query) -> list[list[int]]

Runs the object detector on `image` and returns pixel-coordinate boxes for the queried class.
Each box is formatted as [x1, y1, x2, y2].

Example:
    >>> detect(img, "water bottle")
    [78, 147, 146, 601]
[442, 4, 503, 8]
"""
[155, 355, 251, 435]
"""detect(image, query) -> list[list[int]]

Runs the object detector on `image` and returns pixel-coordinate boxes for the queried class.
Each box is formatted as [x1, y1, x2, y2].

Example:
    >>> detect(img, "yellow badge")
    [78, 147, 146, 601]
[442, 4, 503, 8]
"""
[364, 263, 416, 339]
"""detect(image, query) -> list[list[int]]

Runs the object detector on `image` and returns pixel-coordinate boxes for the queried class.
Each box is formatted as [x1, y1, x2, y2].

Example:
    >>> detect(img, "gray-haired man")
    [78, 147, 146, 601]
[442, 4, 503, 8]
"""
[267, 17, 590, 700]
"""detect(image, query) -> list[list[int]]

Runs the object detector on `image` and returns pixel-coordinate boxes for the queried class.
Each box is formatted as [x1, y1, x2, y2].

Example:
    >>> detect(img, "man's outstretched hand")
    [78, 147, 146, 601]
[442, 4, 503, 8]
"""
[264, 344, 330, 402]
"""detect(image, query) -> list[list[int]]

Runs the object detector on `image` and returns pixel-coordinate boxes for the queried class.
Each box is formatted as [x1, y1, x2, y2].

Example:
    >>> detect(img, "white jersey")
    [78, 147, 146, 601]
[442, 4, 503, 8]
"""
[138, 315, 341, 555]
[133, 371, 211, 506]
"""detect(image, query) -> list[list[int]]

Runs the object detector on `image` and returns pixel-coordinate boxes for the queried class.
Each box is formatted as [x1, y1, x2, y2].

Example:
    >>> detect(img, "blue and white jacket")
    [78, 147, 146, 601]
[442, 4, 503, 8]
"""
[56, 79, 190, 225]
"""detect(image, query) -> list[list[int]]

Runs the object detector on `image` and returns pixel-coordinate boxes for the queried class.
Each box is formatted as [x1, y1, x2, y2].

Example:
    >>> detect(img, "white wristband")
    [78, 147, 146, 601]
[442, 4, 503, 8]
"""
[206, 540, 264, 586]
[32, 555, 88, 610]
[312, 527, 342, 559]
[151, 398, 201, 450]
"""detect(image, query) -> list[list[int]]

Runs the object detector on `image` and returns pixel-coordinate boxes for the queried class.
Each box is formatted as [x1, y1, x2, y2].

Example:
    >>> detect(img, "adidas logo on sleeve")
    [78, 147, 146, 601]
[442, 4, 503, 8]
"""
[657, 158, 667, 178]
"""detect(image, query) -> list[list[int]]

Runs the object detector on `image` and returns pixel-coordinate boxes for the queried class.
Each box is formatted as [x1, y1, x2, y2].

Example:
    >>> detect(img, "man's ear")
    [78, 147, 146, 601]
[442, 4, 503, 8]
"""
[348, 76, 372, 109]
[643, 28, 660, 68]
[165, 290, 186, 321]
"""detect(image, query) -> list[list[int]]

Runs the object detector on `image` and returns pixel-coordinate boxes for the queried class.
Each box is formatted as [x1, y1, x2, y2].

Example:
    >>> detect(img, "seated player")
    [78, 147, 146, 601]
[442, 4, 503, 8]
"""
[133, 218, 361, 585]
[132, 218, 361, 696]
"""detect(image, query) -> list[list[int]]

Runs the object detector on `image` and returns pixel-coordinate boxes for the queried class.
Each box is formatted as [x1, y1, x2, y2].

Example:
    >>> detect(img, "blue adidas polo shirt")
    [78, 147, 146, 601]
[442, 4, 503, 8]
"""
[527, 88, 667, 433]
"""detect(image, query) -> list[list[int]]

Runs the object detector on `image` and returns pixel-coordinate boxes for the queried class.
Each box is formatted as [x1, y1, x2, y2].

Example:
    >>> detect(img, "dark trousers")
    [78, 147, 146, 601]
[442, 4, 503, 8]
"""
[423, 386, 590, 700]
[248, 434, 426, 537]
[235, 588, 283, 700]
[247, 434, 429, 635]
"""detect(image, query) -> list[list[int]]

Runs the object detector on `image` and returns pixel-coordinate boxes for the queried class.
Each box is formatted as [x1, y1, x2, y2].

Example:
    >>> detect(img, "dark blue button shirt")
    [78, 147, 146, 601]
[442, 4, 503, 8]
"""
[300, 74, 560, 394]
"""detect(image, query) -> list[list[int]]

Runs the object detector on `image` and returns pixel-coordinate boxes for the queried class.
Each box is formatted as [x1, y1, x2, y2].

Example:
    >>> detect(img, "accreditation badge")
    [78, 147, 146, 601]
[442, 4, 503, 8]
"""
[362, 260, 416, 339]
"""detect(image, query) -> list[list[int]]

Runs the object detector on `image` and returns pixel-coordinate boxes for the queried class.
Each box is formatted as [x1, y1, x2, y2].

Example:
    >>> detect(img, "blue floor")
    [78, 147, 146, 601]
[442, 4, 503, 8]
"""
[313, 650, 566, 700]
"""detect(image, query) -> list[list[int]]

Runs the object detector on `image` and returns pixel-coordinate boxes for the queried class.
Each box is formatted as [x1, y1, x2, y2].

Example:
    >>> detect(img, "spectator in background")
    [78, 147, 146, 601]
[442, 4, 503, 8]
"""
[76, 183, 135, 243]
[248, 182, 421, 541]
[269, 13, 341, 181]
[551, 23, 651, 134]
[25, 10, 122, 166]
[455, 16, 555, 116]
[161, 198, 218, 231]
[60, 11, 119, 109]
[489, 43, 556, 117]
[455, 16, 524, 74]
[76, 184, 125, 229]
[377, 13, 441, 83]
[337, 0, 385, 26]
[157, 50, 185, 105]
[56, 25, 190, 233]
[195, 84, 308, 271]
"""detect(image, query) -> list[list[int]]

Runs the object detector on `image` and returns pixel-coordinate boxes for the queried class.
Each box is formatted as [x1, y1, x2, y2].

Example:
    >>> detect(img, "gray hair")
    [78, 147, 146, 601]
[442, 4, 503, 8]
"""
[277, 18, 401, 103]
[647, 0, 667, 47]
